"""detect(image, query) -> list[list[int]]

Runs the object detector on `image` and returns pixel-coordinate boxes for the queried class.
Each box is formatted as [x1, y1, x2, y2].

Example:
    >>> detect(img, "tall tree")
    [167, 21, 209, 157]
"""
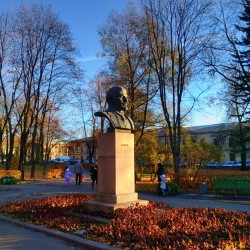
[0, 3, 82, 175]
[98, 3, 158, 147]
[0, 11, 24, 170]
[143, 0, 215, 173]
[205, 0, 250, 170]
[232, 0, 250, 170]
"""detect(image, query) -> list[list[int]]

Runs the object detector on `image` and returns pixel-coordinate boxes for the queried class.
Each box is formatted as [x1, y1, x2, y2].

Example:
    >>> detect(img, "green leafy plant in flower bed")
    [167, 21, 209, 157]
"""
[0, 194, 249, 249]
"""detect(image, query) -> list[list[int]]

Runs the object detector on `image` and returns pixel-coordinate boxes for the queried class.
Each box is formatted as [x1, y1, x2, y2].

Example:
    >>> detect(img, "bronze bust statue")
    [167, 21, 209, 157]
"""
[95, 86, 135, 132]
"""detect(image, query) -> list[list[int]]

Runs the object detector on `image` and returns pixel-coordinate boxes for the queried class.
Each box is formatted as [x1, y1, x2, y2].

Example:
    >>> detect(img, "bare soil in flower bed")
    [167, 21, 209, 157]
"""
[0, 193, 249, 249]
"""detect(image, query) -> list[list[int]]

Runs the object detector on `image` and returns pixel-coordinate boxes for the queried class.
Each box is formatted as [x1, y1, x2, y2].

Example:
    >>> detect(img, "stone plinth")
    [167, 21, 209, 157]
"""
[85, 130, 148, 212]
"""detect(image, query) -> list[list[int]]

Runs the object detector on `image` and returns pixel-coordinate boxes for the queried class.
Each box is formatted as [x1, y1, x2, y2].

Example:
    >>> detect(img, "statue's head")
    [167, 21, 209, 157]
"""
[94, 85, 134, 132]
[106, 86, 128, 112]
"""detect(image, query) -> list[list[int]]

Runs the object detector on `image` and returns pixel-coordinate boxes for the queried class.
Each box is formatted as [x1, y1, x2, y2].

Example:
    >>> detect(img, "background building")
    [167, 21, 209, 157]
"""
[186, 123, 250, 162]
[158, 123, 250, 162]
[67, 137, 97, 163]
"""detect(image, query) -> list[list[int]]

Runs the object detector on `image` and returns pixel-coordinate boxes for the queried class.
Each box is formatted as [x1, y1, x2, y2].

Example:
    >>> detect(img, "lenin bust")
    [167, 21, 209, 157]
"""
[94, 86, 135, 132]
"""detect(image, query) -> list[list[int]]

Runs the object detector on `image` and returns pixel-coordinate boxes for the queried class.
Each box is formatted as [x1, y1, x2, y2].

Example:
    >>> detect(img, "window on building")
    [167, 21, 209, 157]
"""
[229, 137, 236, 148]
[230, 152, 235, 161]
[214, 138, 219, 147]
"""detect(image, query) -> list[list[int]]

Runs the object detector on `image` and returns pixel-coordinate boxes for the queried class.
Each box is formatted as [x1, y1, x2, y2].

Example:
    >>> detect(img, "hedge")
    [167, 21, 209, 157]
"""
[0, 170, 21, 179]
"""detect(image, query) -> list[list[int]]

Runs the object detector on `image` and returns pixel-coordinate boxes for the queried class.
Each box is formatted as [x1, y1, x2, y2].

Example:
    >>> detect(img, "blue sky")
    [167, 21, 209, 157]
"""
[0, 0, 226, 127]
[0, 0, 136, 79]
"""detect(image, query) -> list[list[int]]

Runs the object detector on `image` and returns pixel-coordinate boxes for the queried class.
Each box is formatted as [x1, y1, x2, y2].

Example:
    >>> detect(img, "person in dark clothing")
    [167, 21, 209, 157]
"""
[156, 163, 165, 196]
[74, 161, 84, 186]
[90, 164, 98, 190]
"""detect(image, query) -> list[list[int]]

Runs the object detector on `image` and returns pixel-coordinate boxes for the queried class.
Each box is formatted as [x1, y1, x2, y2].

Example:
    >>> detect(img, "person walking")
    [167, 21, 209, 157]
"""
[90, 164, 98, 190]
[74, 160, 84, 186]
[64, 167, 73, 187]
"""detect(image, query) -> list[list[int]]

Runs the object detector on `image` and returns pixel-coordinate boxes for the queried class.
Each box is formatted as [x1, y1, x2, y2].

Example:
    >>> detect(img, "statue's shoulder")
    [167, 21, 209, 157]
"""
[124, 115, 135, 130]
[94, 111, 114, 119]
[95, 111, 108, 117]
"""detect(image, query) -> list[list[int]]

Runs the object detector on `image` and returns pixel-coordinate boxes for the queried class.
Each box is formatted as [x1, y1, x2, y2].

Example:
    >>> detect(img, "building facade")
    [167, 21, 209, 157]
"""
[158, 123, 250, 162]
[67, 137, 97, 163]
[186, 123, 250, 161]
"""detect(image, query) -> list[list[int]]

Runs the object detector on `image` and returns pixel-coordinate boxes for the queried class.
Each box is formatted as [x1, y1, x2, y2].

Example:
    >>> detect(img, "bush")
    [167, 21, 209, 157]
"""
[0, 170, 21, 179]
[167, 181, 179, 194]
[136, 182, 158, 194]
[155, 181, 179, 196]
[47, 169, 64, 179]
[136, 181, 179, 195]
[0, 176, 18, 185]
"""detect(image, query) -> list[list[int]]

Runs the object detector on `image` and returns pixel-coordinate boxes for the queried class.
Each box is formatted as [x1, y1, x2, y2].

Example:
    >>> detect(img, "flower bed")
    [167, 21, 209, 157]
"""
[0, 193, 249, 249]
[0, 170, 21, 179]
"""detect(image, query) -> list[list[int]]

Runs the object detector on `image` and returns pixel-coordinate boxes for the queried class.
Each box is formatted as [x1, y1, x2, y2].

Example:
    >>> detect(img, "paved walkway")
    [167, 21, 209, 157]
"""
[0, 171, 249, 250]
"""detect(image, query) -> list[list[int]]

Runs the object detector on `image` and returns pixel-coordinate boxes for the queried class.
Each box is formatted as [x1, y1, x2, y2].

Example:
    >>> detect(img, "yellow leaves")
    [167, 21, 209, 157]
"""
[47, 169, 64, 179]
[116, 53, 128, 68]
[0, 170, 21, 179]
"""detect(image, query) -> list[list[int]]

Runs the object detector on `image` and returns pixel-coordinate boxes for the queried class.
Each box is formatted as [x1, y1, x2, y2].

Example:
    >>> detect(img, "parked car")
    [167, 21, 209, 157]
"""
[84, 159, 96, 164]
[179, 160, 188, 167]
[236, 161, 241, 167]
[205, 162, 218, 168]
[221, 161, 237, 167]
[54, 156, 71, 163]
[236, 160, 250, 168]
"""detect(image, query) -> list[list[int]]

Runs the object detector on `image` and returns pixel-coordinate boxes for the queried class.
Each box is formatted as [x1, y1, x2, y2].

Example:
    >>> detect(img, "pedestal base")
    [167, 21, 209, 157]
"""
[84, 198, 148, 213]
[84, 130, 149, 212]
[96, 192, 138, 203]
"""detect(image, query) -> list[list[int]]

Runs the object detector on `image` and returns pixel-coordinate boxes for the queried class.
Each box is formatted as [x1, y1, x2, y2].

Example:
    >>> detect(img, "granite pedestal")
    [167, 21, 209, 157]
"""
[85, 130, 148, 212]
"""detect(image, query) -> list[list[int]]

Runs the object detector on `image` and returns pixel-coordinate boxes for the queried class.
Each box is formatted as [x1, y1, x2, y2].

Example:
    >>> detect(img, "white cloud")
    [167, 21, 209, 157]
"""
[79, 56, 108, 63]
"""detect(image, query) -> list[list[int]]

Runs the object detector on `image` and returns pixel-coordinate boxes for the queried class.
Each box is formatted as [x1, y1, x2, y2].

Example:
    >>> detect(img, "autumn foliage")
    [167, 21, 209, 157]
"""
[0, 170, 21, 179]
[0, 193, 94, 231]
[0, 193, 249, 249]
